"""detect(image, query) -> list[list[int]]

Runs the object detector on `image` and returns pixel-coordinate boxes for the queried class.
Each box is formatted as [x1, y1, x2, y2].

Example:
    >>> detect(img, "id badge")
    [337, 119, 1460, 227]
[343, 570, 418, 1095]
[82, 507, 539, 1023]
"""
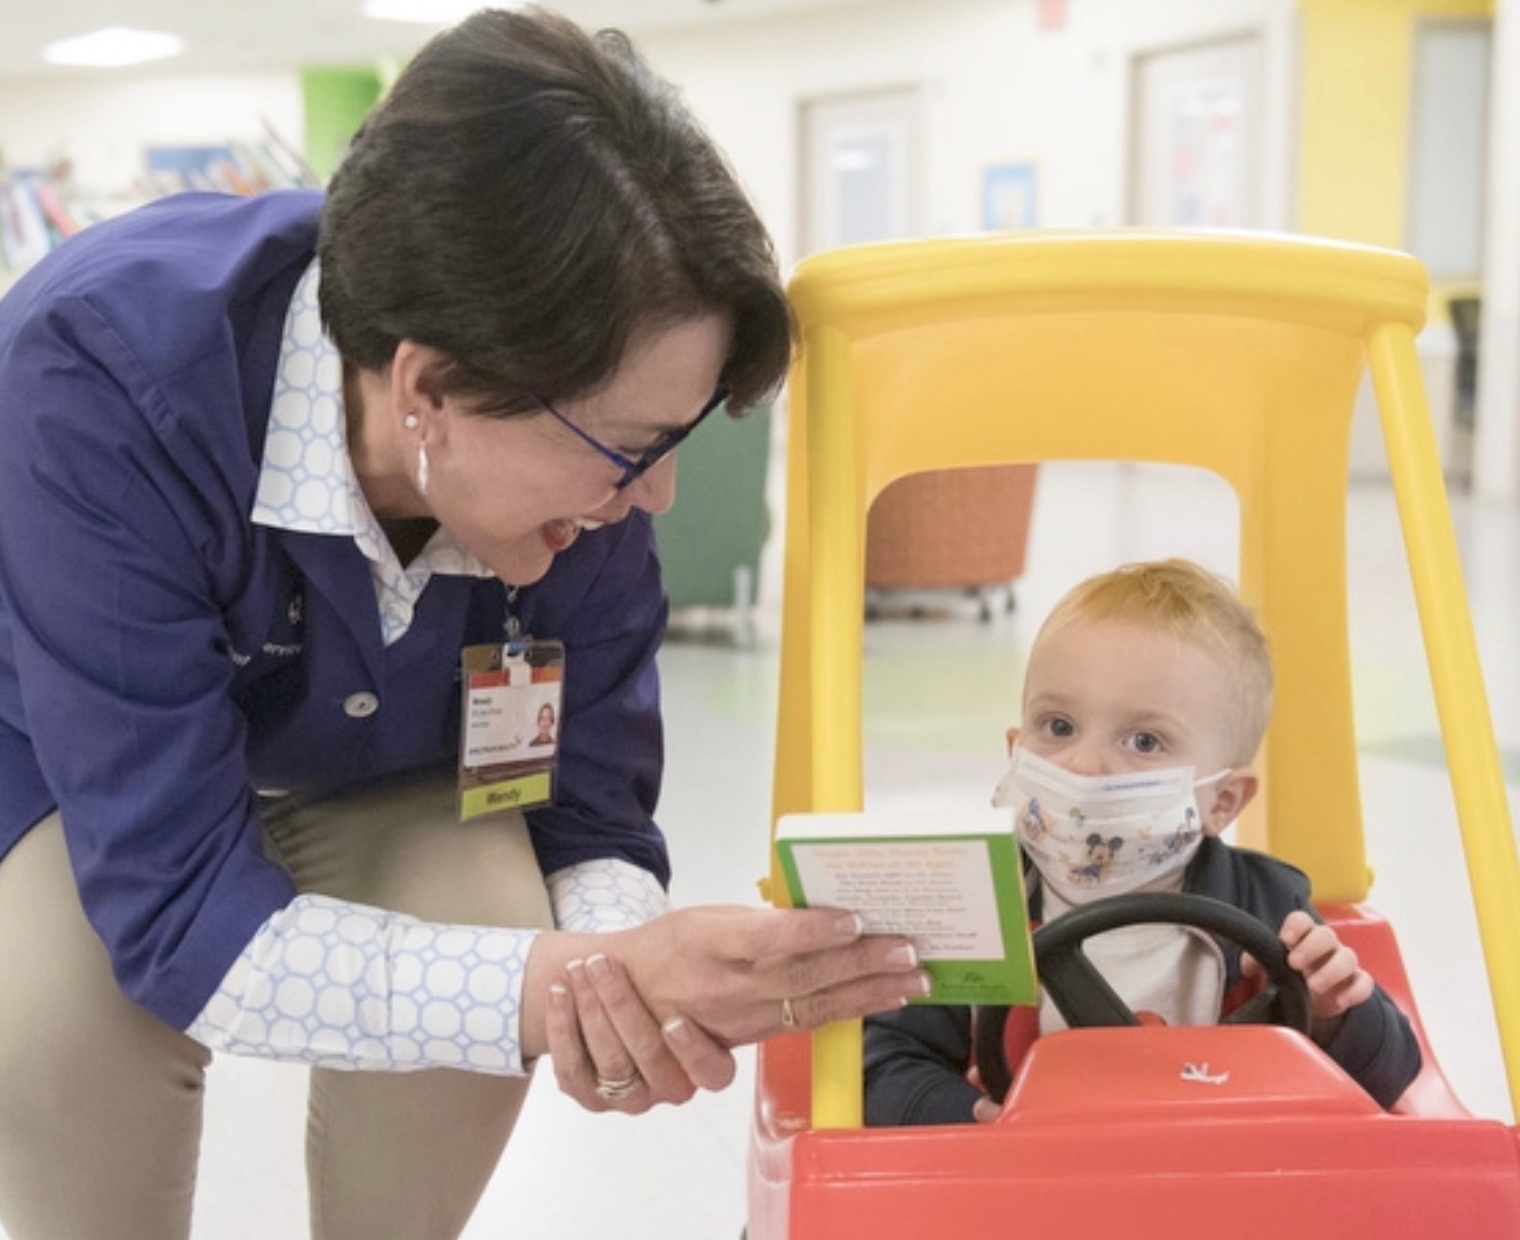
[459, 639, 565, 820]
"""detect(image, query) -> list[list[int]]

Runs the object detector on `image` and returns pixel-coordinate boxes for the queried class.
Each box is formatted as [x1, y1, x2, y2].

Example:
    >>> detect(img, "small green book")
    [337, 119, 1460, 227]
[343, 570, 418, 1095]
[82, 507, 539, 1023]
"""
[776, 808, 1037, 1006]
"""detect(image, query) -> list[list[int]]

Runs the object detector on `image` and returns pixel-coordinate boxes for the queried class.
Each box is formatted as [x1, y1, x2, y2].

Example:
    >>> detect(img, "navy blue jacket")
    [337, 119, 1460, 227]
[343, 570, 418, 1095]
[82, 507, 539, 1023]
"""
[0, 191, 669, 1029]
[863, 839, 1423, 1122]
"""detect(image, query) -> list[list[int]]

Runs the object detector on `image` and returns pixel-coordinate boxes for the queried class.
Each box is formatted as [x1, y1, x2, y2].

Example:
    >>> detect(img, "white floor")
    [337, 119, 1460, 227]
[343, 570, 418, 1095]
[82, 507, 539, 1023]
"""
[14, 460, 1520, 1239]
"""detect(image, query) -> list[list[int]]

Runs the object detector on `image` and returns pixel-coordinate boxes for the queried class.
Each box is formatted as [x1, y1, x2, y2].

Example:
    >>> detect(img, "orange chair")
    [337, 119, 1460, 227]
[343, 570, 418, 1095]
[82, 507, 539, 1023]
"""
[864, 463, 1037, 619]
[750, 231, 1520, 1239]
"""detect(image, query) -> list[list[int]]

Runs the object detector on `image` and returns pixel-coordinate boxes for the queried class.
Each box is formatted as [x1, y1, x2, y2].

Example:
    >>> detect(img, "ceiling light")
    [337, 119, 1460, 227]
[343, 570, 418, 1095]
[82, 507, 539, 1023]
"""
[362, 0, 510, 24]
[42, 26, 186, 68]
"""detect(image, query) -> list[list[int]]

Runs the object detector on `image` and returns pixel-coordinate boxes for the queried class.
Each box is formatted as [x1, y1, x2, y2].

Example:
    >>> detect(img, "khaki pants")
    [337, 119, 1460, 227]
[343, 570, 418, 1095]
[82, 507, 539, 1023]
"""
[0, 774, 554, 1240]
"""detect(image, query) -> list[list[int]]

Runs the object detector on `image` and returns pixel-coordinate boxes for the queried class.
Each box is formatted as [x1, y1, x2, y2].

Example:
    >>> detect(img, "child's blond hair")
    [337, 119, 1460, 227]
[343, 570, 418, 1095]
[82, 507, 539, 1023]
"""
[1035, 558, 1274, 765]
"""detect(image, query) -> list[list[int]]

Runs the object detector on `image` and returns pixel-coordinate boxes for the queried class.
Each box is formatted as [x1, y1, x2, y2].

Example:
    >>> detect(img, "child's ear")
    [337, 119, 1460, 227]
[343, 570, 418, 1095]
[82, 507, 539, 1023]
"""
[1200, 770, 1258, 836]
[1005, 725, 1020, 756]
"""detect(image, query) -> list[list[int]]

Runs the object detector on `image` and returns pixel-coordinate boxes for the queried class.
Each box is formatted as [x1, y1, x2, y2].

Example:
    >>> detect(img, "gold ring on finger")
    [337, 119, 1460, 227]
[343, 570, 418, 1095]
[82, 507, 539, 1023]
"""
[594, 1072, 642, 1101]
[780, 996, 798, 1029]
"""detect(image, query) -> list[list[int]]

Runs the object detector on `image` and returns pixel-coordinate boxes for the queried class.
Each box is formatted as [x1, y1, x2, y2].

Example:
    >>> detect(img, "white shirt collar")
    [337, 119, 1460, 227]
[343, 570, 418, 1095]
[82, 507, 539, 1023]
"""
[251, 259, 493, 645]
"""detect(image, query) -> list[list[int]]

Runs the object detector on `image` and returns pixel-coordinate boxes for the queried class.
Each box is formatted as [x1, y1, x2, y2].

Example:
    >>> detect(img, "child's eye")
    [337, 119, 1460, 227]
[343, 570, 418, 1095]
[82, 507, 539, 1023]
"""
[1129, 731, 1163, 754]
[1046, 717, 1075, 738]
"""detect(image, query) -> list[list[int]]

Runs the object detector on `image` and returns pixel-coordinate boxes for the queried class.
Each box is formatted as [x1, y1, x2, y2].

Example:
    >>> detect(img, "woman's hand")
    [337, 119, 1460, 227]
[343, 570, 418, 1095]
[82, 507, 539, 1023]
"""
[607, 904, 929, 1046]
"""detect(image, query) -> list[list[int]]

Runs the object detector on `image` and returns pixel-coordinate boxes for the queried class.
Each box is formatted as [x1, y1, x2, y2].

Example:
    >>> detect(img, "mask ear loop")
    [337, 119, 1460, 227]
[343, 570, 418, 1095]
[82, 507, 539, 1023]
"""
[1190, 768, 1240, 839]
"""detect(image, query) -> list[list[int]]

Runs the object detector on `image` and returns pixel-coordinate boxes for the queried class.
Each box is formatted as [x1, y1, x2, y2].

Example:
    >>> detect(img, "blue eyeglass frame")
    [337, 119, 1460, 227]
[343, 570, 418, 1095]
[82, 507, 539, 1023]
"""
[537, 387, 730, 490]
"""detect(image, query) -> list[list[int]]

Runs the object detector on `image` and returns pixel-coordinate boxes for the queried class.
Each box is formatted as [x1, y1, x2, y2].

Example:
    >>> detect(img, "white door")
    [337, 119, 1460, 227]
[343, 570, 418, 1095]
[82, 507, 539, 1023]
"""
[1406, 17, 1492, 488]
[768, 88, 924, 612]
[799, 87, 922, 255]
[1130, 33, 1265, 228]
[1406, 18, 1491, 281]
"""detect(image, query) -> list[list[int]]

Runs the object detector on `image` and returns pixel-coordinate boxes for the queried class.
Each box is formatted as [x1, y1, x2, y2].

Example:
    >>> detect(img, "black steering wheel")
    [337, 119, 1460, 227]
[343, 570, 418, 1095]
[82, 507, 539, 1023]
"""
[974, 892, 1311, 1102]
[1034, 891, 1311, 1032]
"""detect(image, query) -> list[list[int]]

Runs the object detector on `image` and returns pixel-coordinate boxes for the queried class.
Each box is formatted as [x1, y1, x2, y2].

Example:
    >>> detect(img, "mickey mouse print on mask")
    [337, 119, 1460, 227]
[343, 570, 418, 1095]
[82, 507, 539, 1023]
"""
[993, 746, 1228, 905]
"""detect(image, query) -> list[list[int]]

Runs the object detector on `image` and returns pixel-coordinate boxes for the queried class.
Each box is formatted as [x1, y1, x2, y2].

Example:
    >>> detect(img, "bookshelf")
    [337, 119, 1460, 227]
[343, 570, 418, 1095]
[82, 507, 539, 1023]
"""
[0, 126, 320, 287]
[0, 56, 382, 288]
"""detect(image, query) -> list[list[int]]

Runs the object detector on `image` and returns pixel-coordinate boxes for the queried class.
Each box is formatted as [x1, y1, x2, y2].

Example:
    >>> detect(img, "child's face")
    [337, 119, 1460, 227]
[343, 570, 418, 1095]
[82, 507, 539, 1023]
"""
[1017, 617, 1239, 782]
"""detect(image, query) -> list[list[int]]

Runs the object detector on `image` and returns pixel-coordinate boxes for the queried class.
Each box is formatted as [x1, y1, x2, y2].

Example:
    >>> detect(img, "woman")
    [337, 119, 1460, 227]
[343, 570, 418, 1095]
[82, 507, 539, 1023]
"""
[532, 701, 557, 746]
[0, 10, 926, 1239]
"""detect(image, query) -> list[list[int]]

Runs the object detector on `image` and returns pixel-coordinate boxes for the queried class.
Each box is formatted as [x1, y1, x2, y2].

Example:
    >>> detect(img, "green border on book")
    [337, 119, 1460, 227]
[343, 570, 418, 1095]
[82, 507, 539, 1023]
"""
[776, 826, 1036, 1006]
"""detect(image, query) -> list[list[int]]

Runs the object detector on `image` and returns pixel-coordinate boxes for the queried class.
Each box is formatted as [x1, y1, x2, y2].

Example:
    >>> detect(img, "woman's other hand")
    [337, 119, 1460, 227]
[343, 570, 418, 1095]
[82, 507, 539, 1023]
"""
[545, 951, 736, 1113]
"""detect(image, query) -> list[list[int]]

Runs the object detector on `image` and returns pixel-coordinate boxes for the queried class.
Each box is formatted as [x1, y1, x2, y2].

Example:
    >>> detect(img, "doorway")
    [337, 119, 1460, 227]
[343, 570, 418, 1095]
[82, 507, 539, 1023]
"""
[798, 85, 923, 254]
[1129, 32, 1266, 228]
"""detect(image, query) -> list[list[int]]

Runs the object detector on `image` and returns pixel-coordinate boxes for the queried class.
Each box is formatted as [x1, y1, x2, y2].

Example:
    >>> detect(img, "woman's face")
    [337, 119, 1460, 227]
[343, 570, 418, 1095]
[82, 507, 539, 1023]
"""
[420, 313, 732, 586]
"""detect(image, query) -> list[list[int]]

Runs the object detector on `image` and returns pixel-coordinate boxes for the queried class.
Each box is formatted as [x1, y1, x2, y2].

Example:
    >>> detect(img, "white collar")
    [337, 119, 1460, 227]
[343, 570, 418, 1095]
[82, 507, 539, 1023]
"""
[251, 259, 492, 645]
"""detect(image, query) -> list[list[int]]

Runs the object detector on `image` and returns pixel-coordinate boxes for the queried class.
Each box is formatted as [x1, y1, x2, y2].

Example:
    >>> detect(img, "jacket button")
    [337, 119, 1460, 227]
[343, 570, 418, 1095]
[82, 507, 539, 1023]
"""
[343, 692, 380, 719]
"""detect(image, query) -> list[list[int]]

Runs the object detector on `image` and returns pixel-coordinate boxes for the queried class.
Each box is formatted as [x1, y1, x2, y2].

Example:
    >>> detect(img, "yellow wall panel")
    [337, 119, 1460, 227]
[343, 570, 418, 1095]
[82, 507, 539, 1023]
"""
[1297, 0, 1493, 248]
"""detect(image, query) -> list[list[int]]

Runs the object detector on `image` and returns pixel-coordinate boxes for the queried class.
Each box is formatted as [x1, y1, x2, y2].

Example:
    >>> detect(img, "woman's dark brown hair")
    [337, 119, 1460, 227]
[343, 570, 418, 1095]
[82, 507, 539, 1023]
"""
[318, 5, 794, 416]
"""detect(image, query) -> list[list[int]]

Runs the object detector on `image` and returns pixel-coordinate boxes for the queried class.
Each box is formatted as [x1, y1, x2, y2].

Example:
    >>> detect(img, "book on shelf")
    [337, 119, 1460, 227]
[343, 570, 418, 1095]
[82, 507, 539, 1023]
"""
[775, 807, 1036, 1006]
[1, 121, 322, 285]
[0, 173, 55, 273]
[143, 135, 320, 198]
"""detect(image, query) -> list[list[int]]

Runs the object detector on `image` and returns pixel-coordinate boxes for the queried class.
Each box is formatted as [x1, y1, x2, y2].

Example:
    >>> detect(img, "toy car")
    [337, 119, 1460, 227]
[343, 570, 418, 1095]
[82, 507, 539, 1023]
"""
[747, 232, 1520, 1238]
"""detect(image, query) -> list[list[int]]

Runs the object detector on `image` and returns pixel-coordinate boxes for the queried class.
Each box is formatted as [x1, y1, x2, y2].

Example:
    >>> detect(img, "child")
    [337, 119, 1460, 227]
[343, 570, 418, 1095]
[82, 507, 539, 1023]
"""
[863, 559, 1422, 1125]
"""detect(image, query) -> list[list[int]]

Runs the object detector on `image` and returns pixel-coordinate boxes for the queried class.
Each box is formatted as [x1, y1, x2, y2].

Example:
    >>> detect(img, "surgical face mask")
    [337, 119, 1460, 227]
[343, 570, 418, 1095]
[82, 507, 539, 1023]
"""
[992, 746, 1227, 906]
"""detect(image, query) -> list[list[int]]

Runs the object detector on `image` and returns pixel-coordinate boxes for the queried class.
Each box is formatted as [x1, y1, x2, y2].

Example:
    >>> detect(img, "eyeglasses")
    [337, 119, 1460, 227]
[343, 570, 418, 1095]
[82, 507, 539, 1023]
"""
[537, 387, 729, 490]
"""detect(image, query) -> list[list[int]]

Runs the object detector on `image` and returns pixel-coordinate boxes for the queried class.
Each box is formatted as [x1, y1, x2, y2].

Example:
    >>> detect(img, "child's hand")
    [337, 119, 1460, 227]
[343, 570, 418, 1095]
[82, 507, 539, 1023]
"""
[1278, 910, 1374, 1043]
[973, 1096, 1001, 1123]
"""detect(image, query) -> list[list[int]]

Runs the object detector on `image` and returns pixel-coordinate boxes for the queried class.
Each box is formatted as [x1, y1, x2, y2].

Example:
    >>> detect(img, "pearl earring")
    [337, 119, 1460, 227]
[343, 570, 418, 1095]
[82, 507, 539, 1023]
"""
[403, 413, 420, 430]
[417, 441, 430, 495]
